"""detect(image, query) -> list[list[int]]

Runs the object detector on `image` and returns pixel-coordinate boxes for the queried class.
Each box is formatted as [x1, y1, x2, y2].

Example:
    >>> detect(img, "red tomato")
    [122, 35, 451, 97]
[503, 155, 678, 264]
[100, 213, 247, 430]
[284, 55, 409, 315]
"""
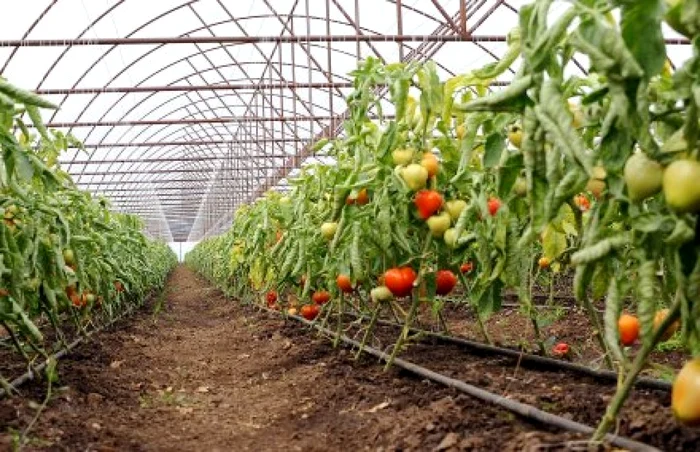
[336, 274, 354, 293]
[574, 194, 590, 212]
[266, 290, 278, 307]
[384, 267, 417, 297]
[487, 197, 502, 216]
[460, 262, 474, 274]
[414, 190, 444, 220]
[345, 196, 355, 205]
[312, 290, 331, 305]
[300, 304, 320, 321]
[0, 288, 8, 297]
[552, 342, 570, 357]
[435, 270, 458, 296]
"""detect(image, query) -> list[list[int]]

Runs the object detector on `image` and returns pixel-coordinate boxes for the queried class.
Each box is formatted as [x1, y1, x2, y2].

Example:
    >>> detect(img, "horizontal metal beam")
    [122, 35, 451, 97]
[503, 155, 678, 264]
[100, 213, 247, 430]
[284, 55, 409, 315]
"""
[44, 115, 393, 128]
[36, 82, 356, 96]
[74, 139, 306, 149]
[77, 177, 269, 186]
[64, 155, 294, 165]
[75, 165, 303, 176]
[0, 34, 509, 48]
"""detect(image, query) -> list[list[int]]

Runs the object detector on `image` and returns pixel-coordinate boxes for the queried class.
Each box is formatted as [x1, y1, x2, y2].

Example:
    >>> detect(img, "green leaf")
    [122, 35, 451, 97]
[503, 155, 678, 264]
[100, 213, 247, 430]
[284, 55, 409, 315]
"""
[620, 0, 666, 78]
[483, 133, 505, 168]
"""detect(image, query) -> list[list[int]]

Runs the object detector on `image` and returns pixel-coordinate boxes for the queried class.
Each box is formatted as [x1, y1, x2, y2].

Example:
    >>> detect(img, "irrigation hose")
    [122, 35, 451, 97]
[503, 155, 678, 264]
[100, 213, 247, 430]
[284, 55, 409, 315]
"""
[264, 307, 659, 452]
[0, 290, 159, 400]
[370, 317, 672, 391]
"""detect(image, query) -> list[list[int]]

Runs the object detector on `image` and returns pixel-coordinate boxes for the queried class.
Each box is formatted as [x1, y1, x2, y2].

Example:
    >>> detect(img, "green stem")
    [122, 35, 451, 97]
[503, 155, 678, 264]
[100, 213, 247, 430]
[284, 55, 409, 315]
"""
[1, 320, 29, 361]
[582, 292, 614, 369]
[333, 293, 344, 348]
[592, 293, 682, 441]
[475, 312, 493, 345]
[355, 303, 381, 360]
[384, 291, 421, 370]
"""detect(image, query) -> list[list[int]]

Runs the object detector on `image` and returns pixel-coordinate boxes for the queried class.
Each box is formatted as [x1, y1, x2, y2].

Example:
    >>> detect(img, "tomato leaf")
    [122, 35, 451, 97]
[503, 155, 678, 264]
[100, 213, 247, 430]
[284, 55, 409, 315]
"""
[619, 0, 666, 79]
[483, 133, 505, 168]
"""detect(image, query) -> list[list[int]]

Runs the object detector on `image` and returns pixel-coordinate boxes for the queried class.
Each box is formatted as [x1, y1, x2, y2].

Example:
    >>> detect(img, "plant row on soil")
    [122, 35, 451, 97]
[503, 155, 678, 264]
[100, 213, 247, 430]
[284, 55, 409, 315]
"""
[187, 0, 700, 445]
[0, 76, 177, 420]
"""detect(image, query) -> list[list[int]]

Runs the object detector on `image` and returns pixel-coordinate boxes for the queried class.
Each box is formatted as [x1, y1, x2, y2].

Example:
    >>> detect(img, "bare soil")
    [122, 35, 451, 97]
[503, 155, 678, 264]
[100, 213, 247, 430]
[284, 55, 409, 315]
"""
[0, 266, 605, 452]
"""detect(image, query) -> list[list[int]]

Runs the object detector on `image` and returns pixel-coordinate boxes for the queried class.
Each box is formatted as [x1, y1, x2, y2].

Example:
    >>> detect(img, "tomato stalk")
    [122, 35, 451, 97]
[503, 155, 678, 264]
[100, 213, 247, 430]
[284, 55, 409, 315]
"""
[355, 303, 382, 360]
[592, 292, 682, 441]
[524, 257, 546, 355]
[384, 232, 433, 370]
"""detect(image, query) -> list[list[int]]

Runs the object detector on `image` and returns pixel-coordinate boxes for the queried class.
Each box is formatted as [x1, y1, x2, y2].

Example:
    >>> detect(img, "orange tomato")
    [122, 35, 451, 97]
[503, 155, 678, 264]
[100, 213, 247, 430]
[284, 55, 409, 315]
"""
[356, 188, 370, 205]
[421, 153, 440, 177]
[618, 313, 640, 346]
[672, 358, 700, 426]
[538, 257, 550, 269]
[654, 309, 680, 341]
[336, 274, 354, 293]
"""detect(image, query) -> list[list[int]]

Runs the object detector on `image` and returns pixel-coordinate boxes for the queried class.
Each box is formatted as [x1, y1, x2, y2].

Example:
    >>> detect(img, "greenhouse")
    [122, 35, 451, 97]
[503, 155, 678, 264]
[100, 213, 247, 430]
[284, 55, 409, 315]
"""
[0, 0, 699, 450]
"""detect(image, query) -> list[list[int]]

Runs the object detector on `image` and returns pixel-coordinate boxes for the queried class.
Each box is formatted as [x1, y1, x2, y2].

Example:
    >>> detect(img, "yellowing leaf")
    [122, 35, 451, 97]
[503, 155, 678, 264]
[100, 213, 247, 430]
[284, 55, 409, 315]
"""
[542, 224, 567, 260]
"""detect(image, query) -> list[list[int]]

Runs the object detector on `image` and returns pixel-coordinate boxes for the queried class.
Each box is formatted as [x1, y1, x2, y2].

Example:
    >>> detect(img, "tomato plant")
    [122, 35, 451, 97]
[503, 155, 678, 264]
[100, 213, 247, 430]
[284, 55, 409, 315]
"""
[0, 78, 177, 388]
[184, 2, 700, 440]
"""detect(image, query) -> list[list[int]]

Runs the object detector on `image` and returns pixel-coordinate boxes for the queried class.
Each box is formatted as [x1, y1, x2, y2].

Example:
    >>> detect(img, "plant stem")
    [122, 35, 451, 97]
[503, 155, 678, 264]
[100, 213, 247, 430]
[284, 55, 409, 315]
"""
[592, 293, 682, 441]
[581, 292, 614, 369]
[355, 303, 381, 360]
[385, 291, 421, 370]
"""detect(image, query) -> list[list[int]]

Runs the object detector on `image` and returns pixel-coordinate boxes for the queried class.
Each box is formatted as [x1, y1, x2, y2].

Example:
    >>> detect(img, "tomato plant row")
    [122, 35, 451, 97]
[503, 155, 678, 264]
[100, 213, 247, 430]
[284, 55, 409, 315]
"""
[0, 77, 177, 389]
[187, 0, 700, 440]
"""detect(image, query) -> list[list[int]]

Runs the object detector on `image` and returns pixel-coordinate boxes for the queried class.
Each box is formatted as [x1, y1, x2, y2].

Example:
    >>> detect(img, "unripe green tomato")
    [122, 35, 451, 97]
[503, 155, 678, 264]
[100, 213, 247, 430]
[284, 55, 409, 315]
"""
[623, 152, 663, 202]
[426, 212, 451, 238]
[370, 286, 393, 303]
[392, 148, 414, 166]
[663, 160, 700, 213]
[443, 228, 458, 248]
[401, 164, 429, 191]
[63, 249, 76, 266]
[320, 222, 338, 240]
[513, 177, 528, 197]
[445, 200, 467, 222]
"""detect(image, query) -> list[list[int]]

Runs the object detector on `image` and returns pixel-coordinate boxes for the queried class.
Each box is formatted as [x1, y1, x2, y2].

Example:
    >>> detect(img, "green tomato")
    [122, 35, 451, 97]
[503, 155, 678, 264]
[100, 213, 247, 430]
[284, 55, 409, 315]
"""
[513, 177, 528, 197]
[370, 286, 393, 303]
[320, 222, 338, 240]
[392, 148, 414, 166]
[426, 212, 451, 238]
[279, 196, 292, 205]
[623, 152, 663, 202]
[443, 228, 458, 248]
[444, 200, 467, 222]
[401, 164, 429, 191]
[63, 249, 76, 266]
[663, 160, 700, 213]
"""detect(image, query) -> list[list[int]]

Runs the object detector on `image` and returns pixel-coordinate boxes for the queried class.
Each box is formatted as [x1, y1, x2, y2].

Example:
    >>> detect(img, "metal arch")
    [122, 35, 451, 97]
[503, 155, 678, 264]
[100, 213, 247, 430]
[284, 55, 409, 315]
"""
[34, 9, 459, 138]
[242, 0, 492, 213]
[68, 97, 326, 187]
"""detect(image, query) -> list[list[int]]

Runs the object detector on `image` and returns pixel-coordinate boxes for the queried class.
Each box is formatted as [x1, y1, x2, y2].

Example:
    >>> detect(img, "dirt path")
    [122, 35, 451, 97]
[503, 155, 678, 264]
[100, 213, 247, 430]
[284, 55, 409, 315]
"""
[2, 266, 591, 451]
